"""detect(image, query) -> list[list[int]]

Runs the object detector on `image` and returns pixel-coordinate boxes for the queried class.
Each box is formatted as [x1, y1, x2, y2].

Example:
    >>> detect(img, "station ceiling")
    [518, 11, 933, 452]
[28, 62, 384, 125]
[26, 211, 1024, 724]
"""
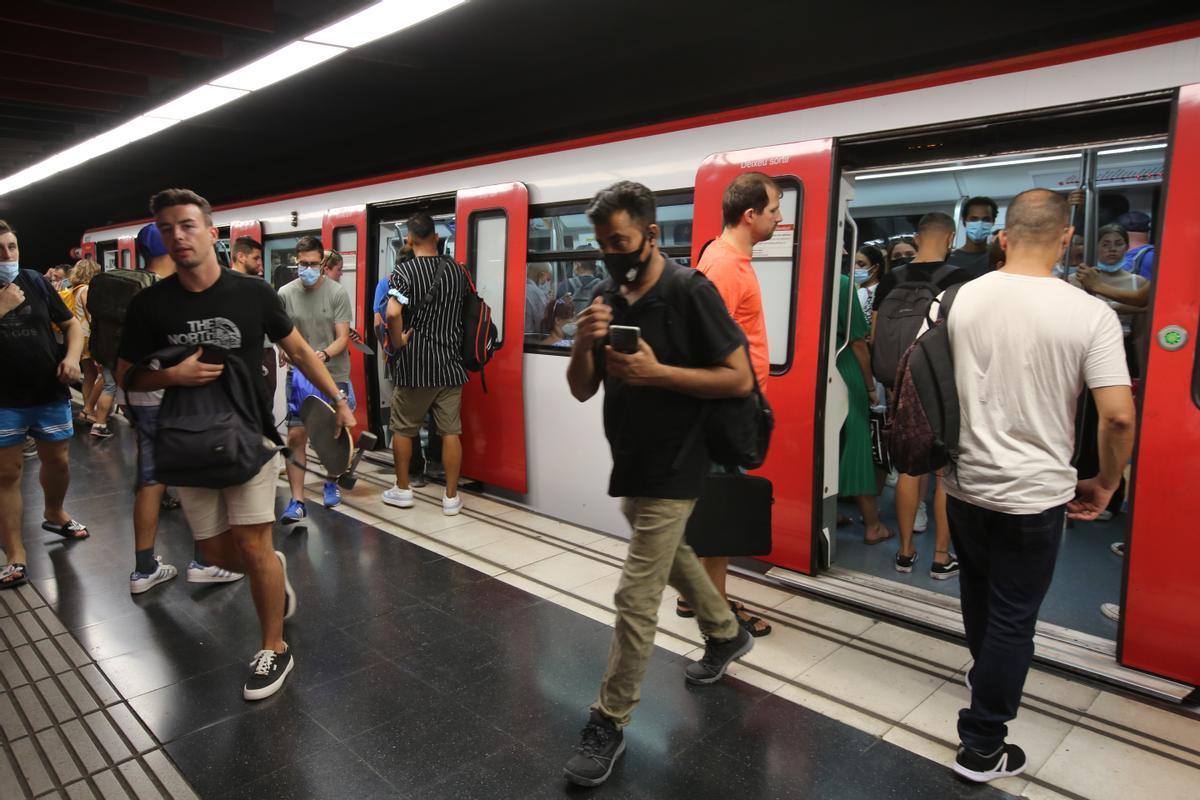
[2, 0, 1198, 266]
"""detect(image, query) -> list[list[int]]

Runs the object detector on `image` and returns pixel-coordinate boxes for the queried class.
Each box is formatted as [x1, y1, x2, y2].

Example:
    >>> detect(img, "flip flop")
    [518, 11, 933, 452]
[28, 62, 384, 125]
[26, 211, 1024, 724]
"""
[676, 598, 696, 618]
[41, 519, 89, 540]
[0, 563, 27, 590]
[864, 525, 897, 545]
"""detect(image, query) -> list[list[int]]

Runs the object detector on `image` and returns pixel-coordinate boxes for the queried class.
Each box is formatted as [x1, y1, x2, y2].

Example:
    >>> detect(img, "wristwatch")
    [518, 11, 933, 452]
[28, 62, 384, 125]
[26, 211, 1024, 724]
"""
[335, 389, 350, 404]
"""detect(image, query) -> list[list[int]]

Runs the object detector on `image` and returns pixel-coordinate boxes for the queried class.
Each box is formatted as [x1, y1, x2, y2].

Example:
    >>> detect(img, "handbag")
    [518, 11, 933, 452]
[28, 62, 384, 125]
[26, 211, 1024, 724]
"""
[684, 472, 773, 558]
[869, 408, 893, 472]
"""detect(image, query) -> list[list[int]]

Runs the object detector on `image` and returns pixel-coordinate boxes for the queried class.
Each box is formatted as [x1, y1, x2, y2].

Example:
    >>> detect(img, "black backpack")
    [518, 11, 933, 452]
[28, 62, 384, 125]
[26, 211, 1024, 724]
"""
[127, 346, 275, 488]
[885, 284, 963, 476]
[401, 256, 498, 390]
[871, 264, 960, 389]
[88, 269, 157, 370]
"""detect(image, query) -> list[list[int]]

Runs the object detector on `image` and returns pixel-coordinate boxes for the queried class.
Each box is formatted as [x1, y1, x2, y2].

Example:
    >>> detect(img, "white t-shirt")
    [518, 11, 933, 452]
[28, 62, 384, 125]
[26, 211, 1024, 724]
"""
[945, 271, 1130, 514]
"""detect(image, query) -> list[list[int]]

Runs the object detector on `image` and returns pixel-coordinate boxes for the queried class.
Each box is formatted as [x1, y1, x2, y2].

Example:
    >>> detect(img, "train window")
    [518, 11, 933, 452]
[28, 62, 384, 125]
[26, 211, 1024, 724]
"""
[332, 226, 359, 327]
[101, 247, 117, 271]
[264, 233, 316, 291]
[120, 249, 130, 270]
[525, 194, 694, 352]
[470, 211, 507, 344]
[752, 180, 800, 369]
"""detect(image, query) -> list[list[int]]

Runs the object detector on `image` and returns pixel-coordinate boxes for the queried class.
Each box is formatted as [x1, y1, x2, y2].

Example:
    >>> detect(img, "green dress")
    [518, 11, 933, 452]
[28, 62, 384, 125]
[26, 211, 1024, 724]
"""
[835, 275, 877, 497]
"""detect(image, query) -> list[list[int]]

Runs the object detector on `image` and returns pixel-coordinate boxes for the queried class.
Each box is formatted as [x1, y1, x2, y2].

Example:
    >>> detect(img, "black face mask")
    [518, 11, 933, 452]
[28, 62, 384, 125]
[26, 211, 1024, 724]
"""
[603, 231, 652, 286]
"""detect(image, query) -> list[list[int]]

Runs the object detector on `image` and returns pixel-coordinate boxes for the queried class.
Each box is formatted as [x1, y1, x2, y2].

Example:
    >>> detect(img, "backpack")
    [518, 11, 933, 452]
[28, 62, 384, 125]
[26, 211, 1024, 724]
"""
[618, 266, 774, 470]
[871, 264, 961, 389]
[1130, 245, 1155, 280]
[57, 286, 77, 317]
[128, 345, 276, 488]
[401, 256, 498, 390]
[885, 284, 963, 476]
[88, 270, 157, 370]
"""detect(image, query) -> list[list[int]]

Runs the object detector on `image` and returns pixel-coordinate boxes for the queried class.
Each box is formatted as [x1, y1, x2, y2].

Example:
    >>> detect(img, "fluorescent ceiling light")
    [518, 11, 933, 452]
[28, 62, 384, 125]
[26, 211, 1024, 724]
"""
[0, 116, 178, 196]
[1097, 143, 1168, 156]
[211, 40, 346, 92]
[305, 0, 467, 48]
[145, 85, 249, 121]
[856, 153, 1081, 180]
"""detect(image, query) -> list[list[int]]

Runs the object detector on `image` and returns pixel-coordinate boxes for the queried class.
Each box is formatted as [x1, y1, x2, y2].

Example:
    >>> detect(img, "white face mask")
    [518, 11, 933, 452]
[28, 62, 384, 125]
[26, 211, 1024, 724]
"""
[0, 261, 18, 286]
[562, 322, 577, 338]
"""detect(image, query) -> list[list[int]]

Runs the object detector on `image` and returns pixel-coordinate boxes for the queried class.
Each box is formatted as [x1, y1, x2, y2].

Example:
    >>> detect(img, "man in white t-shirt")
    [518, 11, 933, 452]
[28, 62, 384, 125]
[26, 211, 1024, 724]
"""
[944, 189, 1135, 784]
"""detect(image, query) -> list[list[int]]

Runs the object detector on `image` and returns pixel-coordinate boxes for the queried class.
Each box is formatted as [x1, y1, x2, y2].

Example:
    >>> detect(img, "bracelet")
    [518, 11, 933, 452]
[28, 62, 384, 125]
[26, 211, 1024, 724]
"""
[318, 349, 328, 361]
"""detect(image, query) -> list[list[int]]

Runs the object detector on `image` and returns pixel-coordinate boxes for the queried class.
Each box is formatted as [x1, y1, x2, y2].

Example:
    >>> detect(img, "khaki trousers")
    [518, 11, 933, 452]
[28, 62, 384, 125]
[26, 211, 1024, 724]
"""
[593, 497, 740, 728]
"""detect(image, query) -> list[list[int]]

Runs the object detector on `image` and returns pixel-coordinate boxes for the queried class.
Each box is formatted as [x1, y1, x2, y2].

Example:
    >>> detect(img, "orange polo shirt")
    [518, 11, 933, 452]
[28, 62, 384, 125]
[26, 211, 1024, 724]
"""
[697, 237, 769, 389]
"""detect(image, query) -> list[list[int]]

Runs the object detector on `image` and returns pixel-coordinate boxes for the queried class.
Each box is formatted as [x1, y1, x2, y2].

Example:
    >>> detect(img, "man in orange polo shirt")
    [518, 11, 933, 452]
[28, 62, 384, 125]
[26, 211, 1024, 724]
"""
[688, 171, 780, 636]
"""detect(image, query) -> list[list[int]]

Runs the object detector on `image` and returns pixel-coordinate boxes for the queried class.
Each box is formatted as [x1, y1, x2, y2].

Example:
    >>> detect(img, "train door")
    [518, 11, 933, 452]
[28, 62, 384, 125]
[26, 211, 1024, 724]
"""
[117, 236, 135, 270]
[1119, 84, 1200, 686]
[455, 183, 530, 492]
[323, 207, 369, 430]
[691, 141, 836, 573]
[370, 201, 457, 445]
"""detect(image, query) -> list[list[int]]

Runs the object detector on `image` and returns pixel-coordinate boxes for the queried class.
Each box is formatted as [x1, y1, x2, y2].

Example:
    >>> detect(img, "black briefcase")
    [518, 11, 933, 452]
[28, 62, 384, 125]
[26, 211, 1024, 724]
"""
[685, 473, 773, 558]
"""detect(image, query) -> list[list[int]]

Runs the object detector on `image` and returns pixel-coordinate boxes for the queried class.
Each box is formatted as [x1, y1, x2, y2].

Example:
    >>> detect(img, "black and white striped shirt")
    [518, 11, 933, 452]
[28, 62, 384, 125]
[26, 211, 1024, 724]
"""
[388, 256, 468, 387]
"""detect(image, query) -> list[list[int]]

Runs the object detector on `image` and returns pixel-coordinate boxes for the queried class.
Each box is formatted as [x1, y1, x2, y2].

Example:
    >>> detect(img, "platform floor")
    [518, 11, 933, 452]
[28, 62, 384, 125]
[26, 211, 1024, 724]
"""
[2, 423, 1198, 799]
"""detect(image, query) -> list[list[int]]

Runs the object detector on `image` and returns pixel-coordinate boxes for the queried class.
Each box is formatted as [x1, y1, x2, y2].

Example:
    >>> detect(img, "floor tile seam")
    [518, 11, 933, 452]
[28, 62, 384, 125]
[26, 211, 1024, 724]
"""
[0, 737, 37, 799]
[1022, 692, 1200, 761]
[32, 721, 95, 791]
[310, 490, 1200, 775]
[16, 725, 78, 797]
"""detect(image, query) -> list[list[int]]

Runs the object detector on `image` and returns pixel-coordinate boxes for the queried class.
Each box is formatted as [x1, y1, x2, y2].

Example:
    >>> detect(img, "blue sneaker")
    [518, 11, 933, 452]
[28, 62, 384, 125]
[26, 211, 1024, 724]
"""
[323, 482, 341, 508]
[280, 499, 306, 525]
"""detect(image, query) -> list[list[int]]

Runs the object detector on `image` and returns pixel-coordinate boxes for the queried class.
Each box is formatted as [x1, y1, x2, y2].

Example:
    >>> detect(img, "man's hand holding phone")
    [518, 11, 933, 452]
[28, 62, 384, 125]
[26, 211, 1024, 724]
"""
[172, 347, 225, 387]
[606, 335, 663, 386]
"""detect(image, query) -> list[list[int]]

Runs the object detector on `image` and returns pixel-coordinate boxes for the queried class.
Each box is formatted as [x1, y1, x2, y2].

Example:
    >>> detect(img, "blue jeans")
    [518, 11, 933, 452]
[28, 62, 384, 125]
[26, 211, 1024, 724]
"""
[949, 496, 1065, 753]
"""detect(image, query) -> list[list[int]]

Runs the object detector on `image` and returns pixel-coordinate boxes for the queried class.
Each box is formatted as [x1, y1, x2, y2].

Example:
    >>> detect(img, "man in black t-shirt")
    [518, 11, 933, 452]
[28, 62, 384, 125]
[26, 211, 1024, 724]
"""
[873, 211, 968, 581]
[0, 219, 88, 591]
[116, 189, 355, 702]
[562, 182, 755, 788]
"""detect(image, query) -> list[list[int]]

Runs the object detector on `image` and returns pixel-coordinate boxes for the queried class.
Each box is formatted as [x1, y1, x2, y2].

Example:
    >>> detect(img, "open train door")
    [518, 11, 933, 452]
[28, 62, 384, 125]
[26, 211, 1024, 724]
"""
[1118, 84, 1200, 687]
[454, 183, 529, 493]
[691, 140, 835, 574]
[116, 236, 135, 270]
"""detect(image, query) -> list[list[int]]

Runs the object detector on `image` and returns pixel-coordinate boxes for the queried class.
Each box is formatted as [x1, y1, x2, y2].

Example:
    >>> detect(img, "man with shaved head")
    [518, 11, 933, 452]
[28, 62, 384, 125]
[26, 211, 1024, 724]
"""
[942, 189, 1135, 783]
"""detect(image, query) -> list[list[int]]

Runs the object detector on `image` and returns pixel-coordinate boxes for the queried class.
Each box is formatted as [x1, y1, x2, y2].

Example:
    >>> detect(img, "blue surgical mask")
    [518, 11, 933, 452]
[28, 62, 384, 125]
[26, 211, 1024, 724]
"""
[1053, 264, 1076, 279]
[964, 221, 993, 244]
[298, 266, 321, 286]
[854, 268, 870, 285]
[562, 322, 578, 338]
[1096, 260, 1125, 273]
[0, 261, 18, 286]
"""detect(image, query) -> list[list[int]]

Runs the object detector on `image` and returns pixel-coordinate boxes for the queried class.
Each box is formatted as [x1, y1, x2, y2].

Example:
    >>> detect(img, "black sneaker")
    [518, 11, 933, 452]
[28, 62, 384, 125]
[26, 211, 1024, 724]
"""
[684, 625, 753, 685]
[275, 551, 296, 620]
[563, 710, 625, 787]
[895, 550, 917, 573]
[243, 647, 294, 701]
[953, 742, 1026, 783]
[930, 555, 960, 580]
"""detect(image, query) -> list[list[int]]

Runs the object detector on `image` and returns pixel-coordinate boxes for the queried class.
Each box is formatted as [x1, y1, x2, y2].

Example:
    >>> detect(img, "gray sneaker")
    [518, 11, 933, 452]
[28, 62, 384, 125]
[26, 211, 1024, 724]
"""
[684, 625, 753, 685]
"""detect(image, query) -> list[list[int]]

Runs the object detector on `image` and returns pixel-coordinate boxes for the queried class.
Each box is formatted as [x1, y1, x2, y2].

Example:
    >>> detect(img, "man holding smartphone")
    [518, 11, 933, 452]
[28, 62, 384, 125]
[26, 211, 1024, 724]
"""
[563, 181, 755, 787]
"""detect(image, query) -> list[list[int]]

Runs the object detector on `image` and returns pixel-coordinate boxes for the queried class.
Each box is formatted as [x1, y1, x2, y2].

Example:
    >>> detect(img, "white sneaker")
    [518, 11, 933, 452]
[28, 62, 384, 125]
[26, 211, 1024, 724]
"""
[442, 493, 463, 516]
[129, 557, 177, 595]
[276, 551, 296, 620]
[913, 501, 928, 533]
[187, 561, 244, 584]
[1110, 542, 1126, 557]
[382, 485, 414, 508]
[1101, 603, 1120, 622]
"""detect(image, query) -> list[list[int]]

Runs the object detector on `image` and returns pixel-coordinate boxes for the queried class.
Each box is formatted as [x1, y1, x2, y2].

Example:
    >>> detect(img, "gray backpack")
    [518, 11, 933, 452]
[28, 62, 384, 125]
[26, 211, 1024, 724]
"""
[871, 264, 960, 389]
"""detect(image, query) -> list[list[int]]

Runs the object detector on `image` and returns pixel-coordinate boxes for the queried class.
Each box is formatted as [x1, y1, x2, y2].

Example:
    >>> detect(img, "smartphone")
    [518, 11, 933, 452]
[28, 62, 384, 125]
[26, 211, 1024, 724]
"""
[198, 346, 227, 365]
[609, 325, 641, 354]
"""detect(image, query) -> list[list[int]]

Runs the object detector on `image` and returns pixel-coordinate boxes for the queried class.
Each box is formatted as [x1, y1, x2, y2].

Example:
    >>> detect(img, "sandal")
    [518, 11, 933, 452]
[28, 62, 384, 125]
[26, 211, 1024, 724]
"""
[41, 519, 89, 540]
[160, 494, 181, 511]
[730, 600, 772, 637]
[676, 598, 695, 618]
[864, 524, 897, 545]
[0, 563, 27, 590]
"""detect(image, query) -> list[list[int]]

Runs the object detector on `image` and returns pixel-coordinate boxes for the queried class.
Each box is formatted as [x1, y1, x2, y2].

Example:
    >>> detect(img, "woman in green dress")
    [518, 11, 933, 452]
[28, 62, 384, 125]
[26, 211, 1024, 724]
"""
[836, 274, 895, 544]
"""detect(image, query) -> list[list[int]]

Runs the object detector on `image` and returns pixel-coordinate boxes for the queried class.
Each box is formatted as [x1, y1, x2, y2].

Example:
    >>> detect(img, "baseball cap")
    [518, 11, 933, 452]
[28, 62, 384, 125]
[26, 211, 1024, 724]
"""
[136, 223, 168, 258]
[1116, 211, 1152, 233]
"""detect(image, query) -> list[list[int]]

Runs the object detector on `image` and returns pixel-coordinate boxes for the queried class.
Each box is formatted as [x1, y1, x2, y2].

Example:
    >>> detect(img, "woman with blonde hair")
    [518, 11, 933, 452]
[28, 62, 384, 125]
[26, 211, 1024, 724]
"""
[66, 259, 103, 422]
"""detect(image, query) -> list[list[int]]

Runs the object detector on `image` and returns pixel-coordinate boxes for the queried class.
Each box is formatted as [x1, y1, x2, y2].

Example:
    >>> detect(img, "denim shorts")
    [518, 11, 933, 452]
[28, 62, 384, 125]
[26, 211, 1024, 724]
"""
[129, 405, 159, 488]
[0, 401, 73, 448]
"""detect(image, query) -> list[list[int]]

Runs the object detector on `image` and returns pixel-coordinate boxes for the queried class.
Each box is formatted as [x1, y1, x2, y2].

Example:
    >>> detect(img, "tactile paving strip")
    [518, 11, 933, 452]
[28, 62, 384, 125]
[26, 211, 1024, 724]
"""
[0, 583, 199, 800]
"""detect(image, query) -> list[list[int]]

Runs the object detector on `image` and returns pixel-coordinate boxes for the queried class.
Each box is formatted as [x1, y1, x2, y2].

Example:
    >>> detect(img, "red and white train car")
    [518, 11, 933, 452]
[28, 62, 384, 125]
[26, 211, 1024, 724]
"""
[81, 24, 1200, 699]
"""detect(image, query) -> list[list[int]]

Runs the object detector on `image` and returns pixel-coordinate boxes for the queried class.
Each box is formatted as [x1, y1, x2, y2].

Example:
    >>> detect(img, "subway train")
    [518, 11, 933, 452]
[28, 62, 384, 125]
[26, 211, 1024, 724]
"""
[79, 24, 1200, 700]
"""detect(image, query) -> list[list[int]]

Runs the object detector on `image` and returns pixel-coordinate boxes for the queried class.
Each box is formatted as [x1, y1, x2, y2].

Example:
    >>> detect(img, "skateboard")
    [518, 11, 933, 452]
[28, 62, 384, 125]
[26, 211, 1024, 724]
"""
[295, 395, 377, 490]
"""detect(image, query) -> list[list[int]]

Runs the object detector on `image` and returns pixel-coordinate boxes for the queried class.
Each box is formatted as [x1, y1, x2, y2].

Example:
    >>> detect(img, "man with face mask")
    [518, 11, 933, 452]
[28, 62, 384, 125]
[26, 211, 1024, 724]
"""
[0, 219, 87, 590]
[948, 196, 999, 279]
[525, 262, 553, 335]
[277, 236, 354, 520]
[563, 181, 755, 787]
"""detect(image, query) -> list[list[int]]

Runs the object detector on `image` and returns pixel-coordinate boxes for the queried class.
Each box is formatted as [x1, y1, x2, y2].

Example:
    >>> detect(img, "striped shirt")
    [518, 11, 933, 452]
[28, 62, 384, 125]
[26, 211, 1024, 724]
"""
[388, 256, 468, 387]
